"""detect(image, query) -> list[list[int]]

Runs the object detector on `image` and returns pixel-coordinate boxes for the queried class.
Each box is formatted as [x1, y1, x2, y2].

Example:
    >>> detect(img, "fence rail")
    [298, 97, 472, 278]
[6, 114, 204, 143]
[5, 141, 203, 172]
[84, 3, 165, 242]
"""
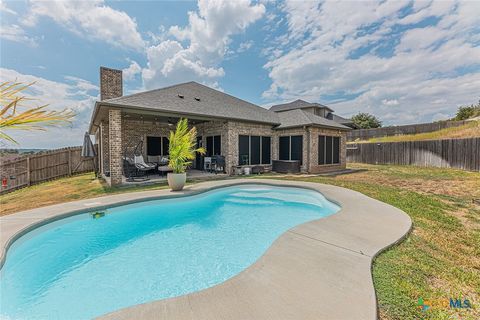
[347, 138, 480, 171]
[0, 146, 95, 194]
[347, 120, 469, 141]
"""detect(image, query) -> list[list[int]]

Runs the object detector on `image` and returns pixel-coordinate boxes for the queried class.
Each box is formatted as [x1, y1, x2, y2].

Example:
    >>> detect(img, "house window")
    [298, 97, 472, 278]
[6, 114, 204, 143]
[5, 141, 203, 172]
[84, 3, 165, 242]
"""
[147, 136, 169, 156]
[238, 135, 271, 165]
[318, 135, 340, 165]
[278, 135, 303, 165]
[206, 135, 221, 156]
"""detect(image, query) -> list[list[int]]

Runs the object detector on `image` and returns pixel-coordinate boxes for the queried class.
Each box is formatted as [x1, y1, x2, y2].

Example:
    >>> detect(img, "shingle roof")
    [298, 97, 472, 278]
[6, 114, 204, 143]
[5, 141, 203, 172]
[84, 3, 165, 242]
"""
[101, 81, 280, 125]
[327, 113, 353, 125]
[275, 109, 351, 130]
[269, 99, 333, 112]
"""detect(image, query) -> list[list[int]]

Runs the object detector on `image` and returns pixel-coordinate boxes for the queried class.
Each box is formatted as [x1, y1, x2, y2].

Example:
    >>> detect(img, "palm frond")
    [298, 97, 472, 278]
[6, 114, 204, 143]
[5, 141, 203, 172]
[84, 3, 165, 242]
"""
[168, 118, 206, 173]
[0, 81, 75, 144]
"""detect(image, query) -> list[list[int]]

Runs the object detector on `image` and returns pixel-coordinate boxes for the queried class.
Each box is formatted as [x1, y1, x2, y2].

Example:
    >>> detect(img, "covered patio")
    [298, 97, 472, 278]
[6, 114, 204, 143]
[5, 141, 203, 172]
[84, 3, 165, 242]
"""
[92, 108, 229, 186]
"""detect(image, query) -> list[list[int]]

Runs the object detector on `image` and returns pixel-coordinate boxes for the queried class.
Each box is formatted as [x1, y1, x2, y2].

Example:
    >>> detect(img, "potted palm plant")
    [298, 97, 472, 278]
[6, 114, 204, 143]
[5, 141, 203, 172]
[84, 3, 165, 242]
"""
[167, 118, 205, 191]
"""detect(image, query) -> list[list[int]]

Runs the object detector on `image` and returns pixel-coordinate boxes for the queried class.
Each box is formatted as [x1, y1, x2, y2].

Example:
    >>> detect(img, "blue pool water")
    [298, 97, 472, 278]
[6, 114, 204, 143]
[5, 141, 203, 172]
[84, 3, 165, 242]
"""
[0, 184, 339, 320]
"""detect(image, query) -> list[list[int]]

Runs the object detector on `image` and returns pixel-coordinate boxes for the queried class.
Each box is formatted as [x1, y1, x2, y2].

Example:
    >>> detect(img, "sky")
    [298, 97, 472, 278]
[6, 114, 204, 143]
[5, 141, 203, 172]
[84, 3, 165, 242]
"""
[1, 0, 479, 149]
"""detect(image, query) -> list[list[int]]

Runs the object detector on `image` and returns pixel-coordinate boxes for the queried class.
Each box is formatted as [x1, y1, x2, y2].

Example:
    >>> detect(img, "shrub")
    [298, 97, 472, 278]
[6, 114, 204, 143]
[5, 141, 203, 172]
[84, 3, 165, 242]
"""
[454, 100, 480, 120]
[351, 112, 382, 129]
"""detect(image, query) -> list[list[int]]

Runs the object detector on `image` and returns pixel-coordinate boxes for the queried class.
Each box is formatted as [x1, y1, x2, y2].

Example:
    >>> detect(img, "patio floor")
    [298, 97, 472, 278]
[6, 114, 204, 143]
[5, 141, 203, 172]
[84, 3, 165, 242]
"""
[103, 169, 228, 186]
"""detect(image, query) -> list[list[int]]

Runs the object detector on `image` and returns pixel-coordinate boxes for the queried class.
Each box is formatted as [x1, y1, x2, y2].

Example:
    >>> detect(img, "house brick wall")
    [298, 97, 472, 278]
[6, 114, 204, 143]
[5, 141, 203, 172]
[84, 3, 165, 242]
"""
[274, 127, 310, 172]
[100, 67, 123, 101]
[108, 109, 122, 185]
[120, 119, 228, 159]
[225, 121, 276, 174]
[195, 121, 229, 164]
[307, 127, 347, 173]
[122, 119, 172, 157]
[100, 121, 109, 174]
[99, 113, 348, 184]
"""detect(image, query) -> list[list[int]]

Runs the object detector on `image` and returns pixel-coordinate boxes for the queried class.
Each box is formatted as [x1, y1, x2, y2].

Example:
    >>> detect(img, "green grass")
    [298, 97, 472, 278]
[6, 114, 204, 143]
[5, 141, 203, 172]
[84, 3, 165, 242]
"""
[0, 174, 172, 216]
[254, 165, 480, 319]
[351, 120, 480, 143]
[1, 164, 479, 319]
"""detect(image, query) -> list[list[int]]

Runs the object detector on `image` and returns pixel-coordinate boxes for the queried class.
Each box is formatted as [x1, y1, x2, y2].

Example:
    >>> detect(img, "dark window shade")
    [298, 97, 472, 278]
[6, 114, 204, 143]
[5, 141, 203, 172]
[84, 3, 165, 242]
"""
[239, 135, 250, 165]
[325, 136, 333, 164]
[206, 136, 213, 157]
[318, 135, 325, 165]
[250, 136, 260, 165]
[213, 135, 221, 155]
[162, 137, 169, 156]
[290, 135, 303, 165]
[147, 136, 161, 156]
[279, 136, 290, 160]
[333, 137, 340, 164]
[261, 136, 271, 164]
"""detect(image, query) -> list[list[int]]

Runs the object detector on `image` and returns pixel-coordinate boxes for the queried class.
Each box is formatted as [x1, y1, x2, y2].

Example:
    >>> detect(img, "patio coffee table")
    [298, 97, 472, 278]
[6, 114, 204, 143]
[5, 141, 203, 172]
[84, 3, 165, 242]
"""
[158, 165, 173, 177]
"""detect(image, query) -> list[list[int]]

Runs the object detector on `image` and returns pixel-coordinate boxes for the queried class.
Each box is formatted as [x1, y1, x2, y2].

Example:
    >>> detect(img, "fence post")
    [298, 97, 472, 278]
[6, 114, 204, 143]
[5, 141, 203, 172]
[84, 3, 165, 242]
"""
[26, 157, 31, 186]
[68, 149, 72, 176]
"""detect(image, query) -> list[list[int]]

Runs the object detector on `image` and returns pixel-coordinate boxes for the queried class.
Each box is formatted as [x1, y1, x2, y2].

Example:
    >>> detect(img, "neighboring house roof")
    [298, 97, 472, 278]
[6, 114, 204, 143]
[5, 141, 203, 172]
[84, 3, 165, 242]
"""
[327, 113, 354, 125]
[98, 81, 280, 125]
[275, 109, 351, 130]
[269, 99, 334, 112]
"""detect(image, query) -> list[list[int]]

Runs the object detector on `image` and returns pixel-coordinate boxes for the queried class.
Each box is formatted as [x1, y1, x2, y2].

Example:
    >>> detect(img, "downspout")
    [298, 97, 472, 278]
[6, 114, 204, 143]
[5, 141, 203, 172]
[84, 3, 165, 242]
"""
[99, 122, 104, 175]
[305, 126, 310, 173]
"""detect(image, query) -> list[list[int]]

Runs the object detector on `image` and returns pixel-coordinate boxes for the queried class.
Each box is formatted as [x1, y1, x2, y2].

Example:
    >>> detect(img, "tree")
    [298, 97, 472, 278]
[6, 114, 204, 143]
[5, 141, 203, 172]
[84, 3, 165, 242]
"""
[351, 112, 382, 129]
[454, 100, 480, 121]
[168, 118, 205, 173]
[0, 81, 75, 144]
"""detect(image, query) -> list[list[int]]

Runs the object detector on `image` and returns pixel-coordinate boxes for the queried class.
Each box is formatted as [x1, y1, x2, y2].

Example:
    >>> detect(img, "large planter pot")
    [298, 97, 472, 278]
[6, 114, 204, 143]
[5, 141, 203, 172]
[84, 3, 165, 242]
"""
[167, 172, 187, 191]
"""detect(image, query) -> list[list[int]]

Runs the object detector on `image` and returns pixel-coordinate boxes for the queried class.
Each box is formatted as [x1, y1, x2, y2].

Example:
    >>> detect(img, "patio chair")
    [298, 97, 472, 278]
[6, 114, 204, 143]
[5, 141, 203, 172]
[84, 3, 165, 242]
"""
[123, 156, 150, 182]
[204, 157, 212, 172]
[134, 155, 156, 171]
[211, 155, 225, 174]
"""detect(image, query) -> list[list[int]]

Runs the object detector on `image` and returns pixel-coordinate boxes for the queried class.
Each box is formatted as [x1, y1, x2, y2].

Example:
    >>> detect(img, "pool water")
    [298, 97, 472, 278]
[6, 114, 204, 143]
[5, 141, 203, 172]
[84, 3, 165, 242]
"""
[0, 185, 339, 320]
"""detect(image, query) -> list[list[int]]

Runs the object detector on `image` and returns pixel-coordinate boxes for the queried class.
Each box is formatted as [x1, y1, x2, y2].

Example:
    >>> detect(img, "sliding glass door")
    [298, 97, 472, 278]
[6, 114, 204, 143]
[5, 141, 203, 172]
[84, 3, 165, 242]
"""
[278, 135, 303, 164]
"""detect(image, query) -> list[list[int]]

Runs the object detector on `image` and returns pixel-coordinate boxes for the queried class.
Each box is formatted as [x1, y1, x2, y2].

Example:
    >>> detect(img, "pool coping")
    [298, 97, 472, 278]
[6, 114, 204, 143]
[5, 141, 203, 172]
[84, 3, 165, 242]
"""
[0, 179, 412, 320]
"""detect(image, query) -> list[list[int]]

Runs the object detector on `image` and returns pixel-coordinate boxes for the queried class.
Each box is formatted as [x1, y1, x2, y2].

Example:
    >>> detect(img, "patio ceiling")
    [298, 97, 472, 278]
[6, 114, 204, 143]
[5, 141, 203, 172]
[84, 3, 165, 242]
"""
[89, 104, 223, 133]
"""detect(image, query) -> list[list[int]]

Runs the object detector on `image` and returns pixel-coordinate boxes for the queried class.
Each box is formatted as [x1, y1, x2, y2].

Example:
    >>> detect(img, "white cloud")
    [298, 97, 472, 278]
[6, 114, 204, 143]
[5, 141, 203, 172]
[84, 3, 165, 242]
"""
[0, 68, 98, 148]
[382, 99, 399, 106]
[142, 0, 265, 89]
[23, 0, 144, 50]
[238, 40, 254, 53]
[123, 60, 142, 81]
[0, 24, 38, 46]
[262, 0, 480, 124]
[0, 0, 16, 15]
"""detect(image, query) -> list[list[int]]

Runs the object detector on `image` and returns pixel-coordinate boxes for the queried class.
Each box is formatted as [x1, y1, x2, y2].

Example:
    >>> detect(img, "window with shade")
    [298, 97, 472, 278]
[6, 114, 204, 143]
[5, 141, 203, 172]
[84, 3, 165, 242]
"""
[278, 135, 303, 165]
[206, 135, 221, 156]
[147, 136, 169, 156]
[318, 135, 340, 165]
[238, 135, 271, 165]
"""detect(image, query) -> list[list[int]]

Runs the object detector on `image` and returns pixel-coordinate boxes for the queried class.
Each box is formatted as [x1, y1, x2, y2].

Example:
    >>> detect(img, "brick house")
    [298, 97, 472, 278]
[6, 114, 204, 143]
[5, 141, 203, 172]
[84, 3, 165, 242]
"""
[89, 67, 351, 186]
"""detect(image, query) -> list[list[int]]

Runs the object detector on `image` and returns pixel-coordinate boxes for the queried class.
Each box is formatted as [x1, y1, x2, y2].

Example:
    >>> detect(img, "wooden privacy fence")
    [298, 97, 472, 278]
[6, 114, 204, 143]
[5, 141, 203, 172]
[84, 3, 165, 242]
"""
[347, 138, 480, 171]
[0, 146, 96, 194]
[347, 120, 469, 141]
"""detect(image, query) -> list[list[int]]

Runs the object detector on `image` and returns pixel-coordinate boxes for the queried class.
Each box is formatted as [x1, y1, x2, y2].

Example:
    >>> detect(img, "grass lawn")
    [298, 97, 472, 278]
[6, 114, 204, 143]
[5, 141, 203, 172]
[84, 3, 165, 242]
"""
[350, 119, 480, 143]
[1, 164, 479, 319]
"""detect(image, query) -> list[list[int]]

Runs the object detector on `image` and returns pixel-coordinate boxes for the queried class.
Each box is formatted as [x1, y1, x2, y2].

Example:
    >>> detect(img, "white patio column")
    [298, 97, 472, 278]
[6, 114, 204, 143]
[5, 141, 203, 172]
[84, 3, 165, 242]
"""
[108, 109, 123, 186]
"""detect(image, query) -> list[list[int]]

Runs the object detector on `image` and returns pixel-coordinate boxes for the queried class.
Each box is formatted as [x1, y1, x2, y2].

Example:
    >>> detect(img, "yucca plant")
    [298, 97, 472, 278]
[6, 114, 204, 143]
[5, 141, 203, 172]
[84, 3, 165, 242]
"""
[0, 81, 75, 144]
[168, 118, 205, 173]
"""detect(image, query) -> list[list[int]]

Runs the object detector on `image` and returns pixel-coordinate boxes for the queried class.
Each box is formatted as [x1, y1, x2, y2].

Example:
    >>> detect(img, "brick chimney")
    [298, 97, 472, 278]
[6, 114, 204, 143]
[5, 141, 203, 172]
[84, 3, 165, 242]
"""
[100, 67, 123, 101]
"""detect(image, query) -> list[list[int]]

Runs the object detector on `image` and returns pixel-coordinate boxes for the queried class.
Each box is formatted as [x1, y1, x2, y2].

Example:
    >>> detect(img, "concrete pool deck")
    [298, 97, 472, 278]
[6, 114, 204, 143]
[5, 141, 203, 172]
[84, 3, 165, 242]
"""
[0, 179, 412, 320]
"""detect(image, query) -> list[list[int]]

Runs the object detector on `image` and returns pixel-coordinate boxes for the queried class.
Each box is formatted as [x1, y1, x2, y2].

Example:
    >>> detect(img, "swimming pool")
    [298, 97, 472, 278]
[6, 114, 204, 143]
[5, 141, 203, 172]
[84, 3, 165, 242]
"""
[0, 184, 340, 320]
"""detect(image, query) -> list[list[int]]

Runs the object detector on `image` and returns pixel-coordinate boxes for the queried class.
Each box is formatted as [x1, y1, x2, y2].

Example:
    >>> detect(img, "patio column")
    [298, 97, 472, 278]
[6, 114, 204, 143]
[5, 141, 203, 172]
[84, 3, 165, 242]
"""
[109, 109, 123, 186]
